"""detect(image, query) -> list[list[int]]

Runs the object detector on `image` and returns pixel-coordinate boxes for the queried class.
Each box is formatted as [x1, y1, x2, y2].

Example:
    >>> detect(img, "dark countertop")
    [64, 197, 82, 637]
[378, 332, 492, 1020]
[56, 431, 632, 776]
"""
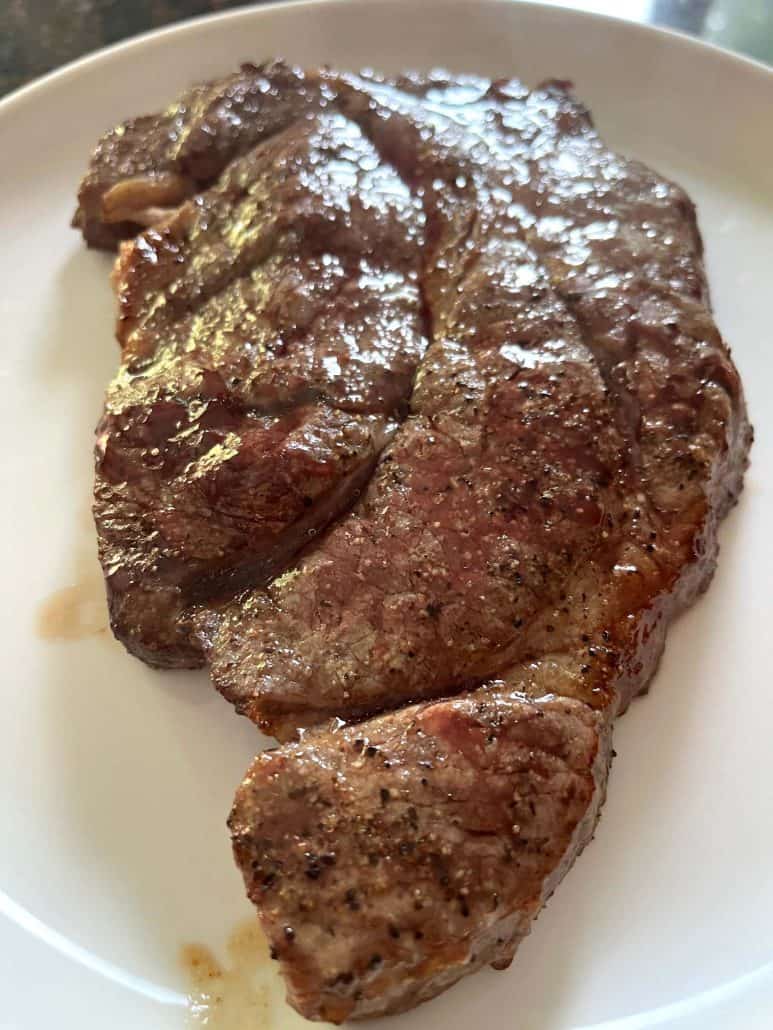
[2, 0, 772, 97]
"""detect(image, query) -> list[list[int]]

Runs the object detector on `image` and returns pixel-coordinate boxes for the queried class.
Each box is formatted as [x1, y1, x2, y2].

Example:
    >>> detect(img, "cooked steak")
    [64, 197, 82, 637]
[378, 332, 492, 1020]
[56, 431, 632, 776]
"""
[210, 73, 748, 735]
[77, 64, 750, 1024]
[95, 112, 426, 666]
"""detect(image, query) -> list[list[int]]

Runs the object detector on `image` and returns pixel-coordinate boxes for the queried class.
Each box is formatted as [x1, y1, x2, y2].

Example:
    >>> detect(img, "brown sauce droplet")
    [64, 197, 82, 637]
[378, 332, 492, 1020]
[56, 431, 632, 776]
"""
[181, 920, 320, 1029]
[36, 578, 108, 640]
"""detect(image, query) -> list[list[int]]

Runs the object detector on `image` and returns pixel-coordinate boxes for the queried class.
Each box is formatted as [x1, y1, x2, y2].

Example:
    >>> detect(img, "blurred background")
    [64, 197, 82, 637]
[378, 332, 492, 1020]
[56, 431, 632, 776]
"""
[2, 0, 772, 96]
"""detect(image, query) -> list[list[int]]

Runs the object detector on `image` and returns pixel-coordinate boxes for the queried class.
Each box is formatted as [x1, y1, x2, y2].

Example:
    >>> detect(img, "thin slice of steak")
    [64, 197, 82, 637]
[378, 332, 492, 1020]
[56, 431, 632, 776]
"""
[95, 112, 426, 667]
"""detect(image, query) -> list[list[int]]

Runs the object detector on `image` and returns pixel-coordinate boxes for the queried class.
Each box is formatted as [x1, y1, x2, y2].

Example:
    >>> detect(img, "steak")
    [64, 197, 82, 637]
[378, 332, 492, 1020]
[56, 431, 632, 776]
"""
[76, 64, 750, 1023]
[95, 112, 426, 666]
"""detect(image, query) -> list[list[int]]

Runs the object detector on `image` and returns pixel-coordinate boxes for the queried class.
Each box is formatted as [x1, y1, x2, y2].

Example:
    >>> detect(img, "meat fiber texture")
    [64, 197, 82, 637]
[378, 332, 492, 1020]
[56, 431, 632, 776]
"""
[76, 62, 751, 1022]
[94, 108, 426, 667]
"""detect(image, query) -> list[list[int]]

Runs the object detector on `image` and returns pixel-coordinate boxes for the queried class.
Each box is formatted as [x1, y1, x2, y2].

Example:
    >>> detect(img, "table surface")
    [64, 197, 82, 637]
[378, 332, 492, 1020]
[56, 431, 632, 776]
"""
[2, 0, 772, 98]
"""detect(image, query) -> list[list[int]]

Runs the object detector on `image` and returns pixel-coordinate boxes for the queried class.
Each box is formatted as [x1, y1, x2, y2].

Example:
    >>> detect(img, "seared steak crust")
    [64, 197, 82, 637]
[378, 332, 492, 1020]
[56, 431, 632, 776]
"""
[95, 112, 426, 666]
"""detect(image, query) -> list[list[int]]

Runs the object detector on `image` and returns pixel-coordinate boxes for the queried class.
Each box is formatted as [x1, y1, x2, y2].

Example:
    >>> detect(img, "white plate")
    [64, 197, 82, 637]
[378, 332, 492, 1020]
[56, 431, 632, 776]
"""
[1, 2, 772, 1027]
